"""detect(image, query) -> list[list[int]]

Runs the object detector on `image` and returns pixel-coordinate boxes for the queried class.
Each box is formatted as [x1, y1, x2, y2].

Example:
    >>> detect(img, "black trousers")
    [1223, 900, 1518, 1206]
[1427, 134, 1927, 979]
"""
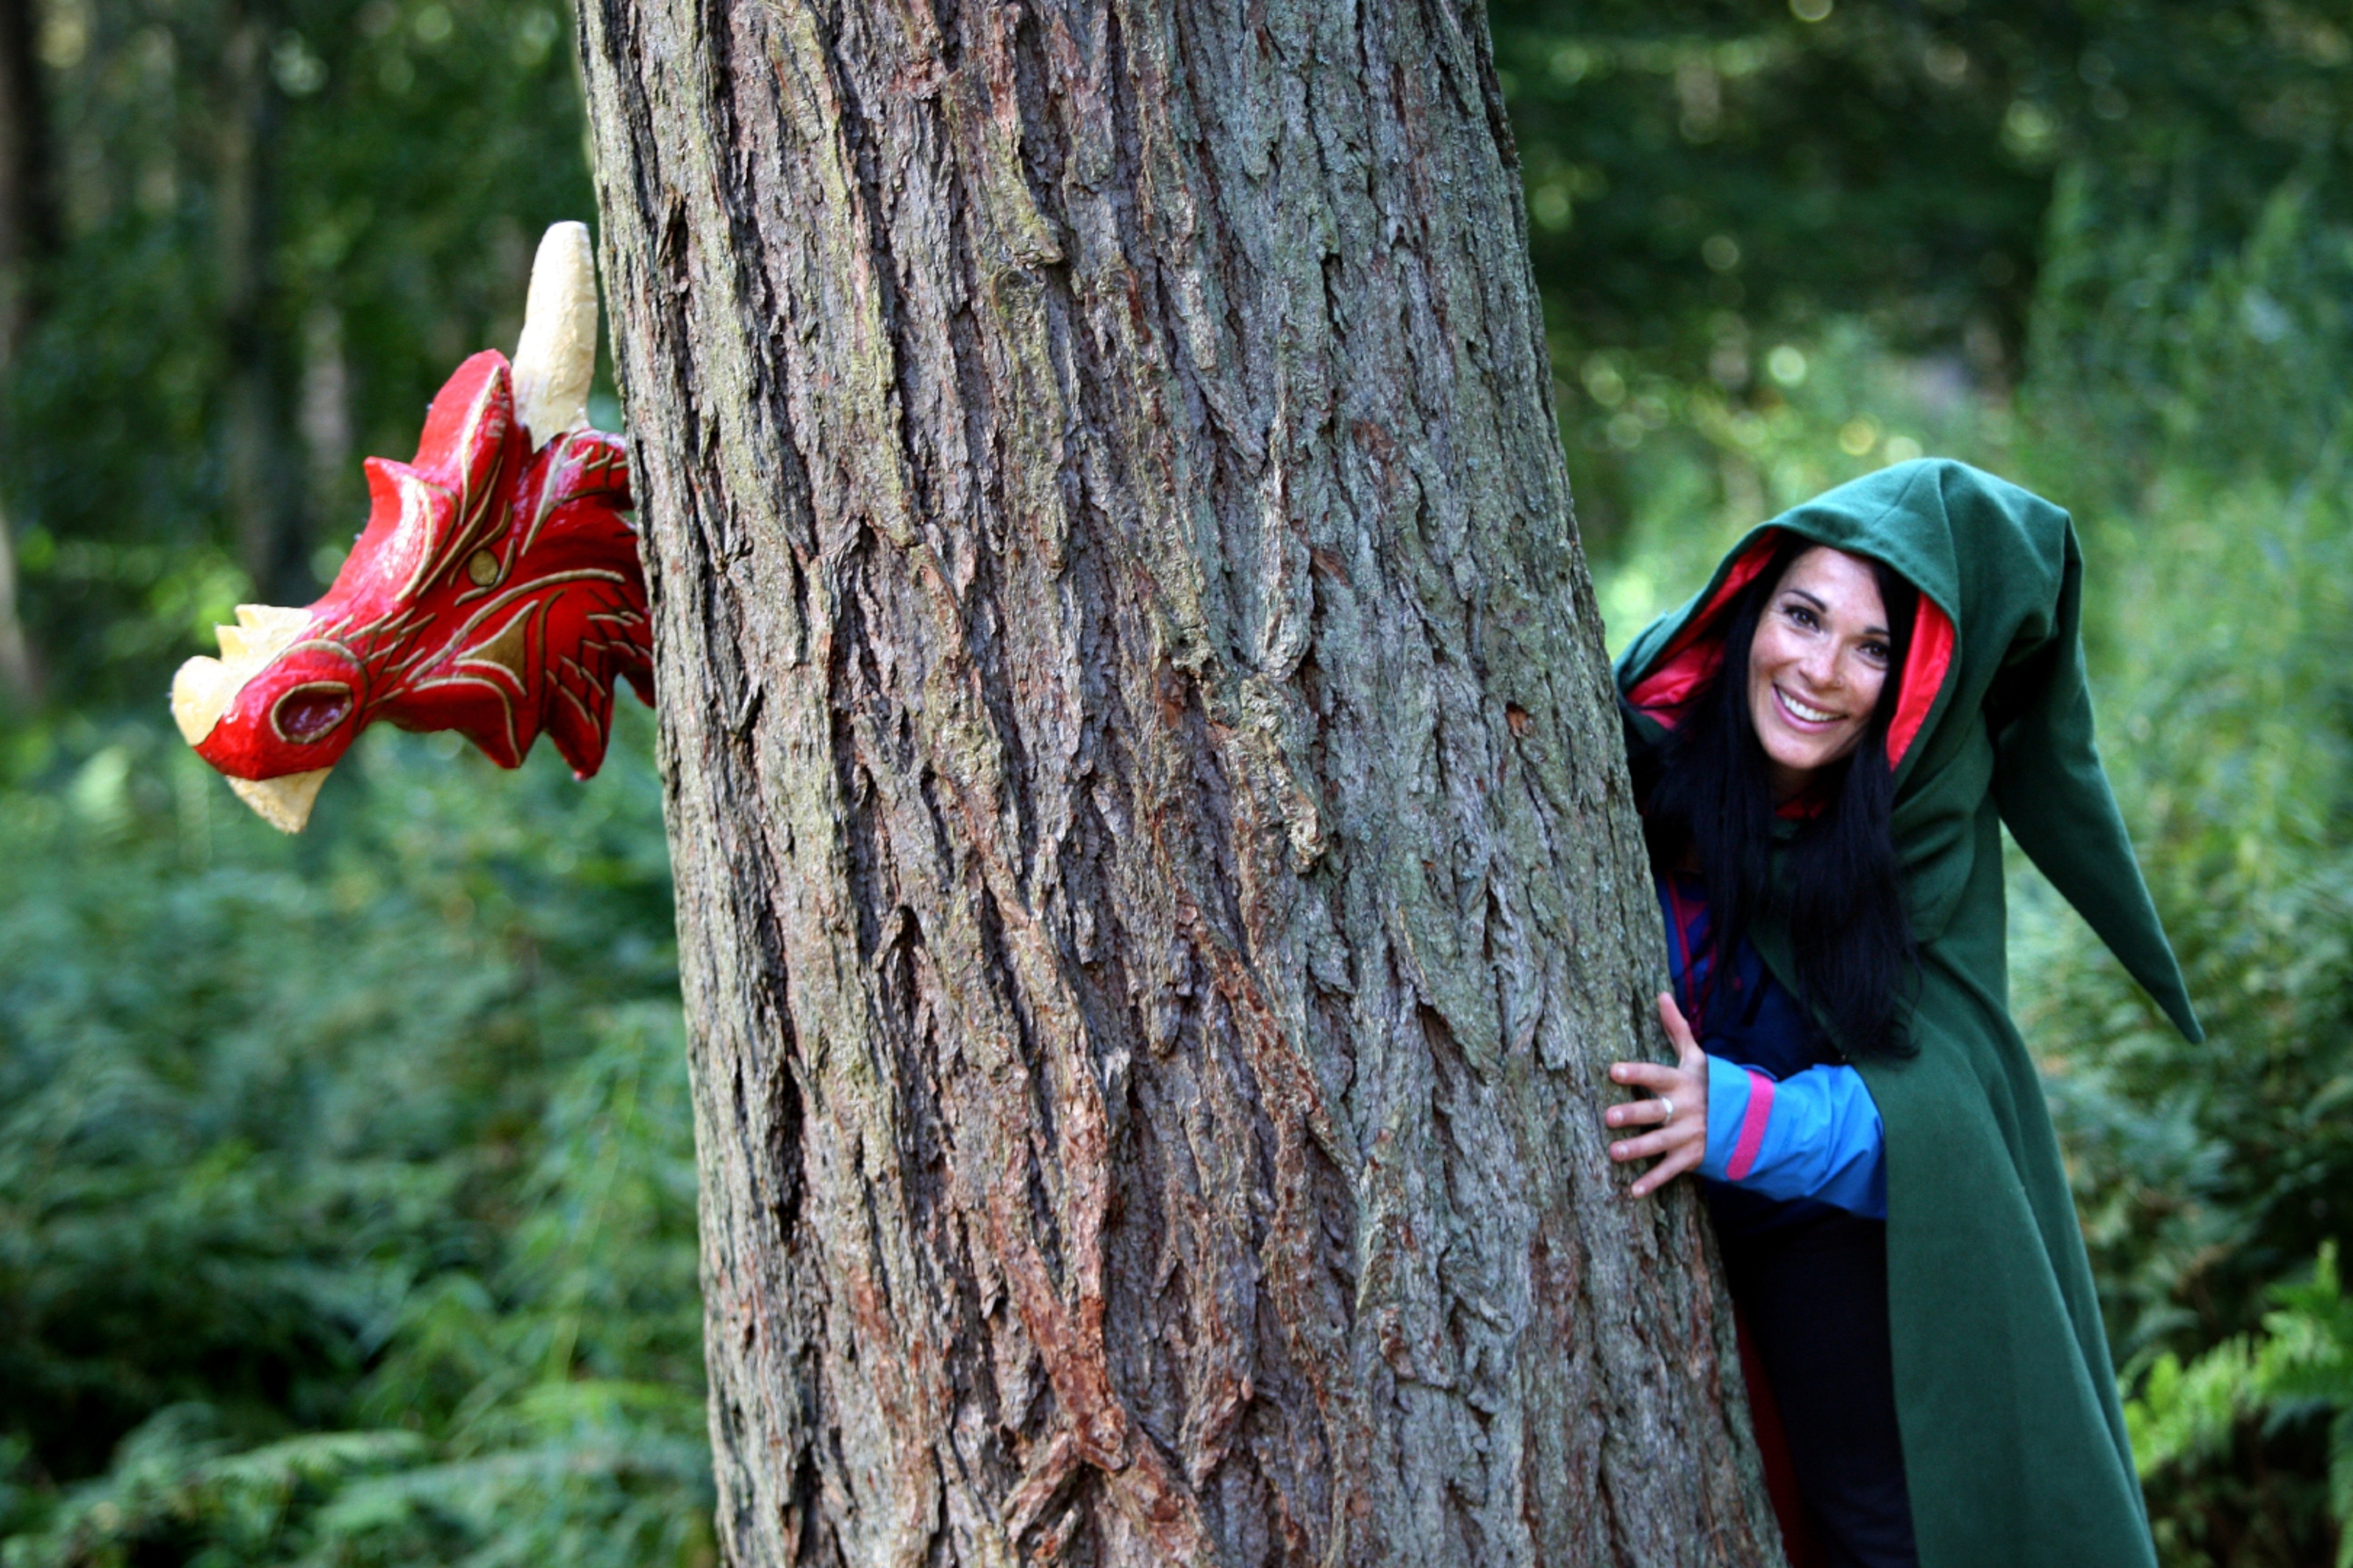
[1720, 1208, 1918, 1568]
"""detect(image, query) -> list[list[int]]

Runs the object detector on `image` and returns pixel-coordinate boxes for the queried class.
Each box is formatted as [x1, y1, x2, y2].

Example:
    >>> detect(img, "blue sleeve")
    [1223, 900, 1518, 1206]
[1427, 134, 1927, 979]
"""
[1699, 1056, 1888, 1220]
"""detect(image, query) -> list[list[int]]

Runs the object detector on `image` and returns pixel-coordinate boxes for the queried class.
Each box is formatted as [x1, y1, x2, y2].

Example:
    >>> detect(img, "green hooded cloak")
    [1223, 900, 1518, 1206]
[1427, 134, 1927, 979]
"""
[1615, 459, 2200, 1568]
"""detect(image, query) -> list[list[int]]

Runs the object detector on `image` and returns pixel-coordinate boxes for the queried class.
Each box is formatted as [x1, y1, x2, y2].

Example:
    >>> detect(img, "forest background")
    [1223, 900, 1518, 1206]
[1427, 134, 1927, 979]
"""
[0, 0, 2346, 1563]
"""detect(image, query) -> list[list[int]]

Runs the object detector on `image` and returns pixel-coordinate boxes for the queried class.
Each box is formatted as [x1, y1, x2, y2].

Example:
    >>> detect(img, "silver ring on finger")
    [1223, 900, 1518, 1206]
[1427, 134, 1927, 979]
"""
[1659, 1095, 1676, 1123]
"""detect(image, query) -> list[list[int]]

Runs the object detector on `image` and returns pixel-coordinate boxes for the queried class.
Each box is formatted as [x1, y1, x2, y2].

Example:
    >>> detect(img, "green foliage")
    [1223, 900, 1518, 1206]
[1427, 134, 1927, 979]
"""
[0, 1, 693, 1556]
[0, 710, 711, 1565]
[1498, 0, 2353, 554]
[2127, 1245, 2353, 1567]
[1984, 84, 2353, 1559]
[2024, 1, 2353, 505]
[1495, 0, 2049, 551]
[1498, 1, 2050, 359]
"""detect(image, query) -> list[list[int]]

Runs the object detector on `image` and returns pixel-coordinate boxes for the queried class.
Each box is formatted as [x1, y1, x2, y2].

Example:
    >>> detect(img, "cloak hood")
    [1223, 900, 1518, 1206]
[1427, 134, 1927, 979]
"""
[1615, 457, 2200, 1043]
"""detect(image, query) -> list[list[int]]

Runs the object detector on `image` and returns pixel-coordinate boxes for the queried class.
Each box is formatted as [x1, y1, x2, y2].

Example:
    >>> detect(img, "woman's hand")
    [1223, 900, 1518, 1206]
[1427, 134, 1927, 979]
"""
[1606, 992, 1710, 1199]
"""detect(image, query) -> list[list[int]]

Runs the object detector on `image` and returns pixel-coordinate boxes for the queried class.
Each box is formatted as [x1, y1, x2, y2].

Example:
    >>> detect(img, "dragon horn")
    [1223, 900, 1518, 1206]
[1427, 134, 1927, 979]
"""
[511, 222, 599, 445]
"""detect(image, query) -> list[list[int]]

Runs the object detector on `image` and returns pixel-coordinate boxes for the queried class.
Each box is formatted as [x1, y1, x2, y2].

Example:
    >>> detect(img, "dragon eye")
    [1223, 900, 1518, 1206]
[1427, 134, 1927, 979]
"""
[272, 682, 354, 744]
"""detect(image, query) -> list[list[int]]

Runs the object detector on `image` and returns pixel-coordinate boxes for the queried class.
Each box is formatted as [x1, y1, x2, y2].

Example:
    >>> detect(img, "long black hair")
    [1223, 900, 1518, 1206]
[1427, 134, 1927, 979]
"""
[1632, 537, 1921, 1061]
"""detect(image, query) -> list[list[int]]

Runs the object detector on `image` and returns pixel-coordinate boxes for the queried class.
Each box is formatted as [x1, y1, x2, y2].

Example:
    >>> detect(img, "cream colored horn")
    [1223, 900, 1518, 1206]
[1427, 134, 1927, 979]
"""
[512, 221, 599, 445]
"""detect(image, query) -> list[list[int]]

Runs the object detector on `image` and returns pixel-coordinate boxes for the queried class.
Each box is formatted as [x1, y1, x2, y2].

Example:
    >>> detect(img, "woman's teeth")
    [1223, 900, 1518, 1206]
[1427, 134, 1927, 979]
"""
[1778, 687, 1838, 724]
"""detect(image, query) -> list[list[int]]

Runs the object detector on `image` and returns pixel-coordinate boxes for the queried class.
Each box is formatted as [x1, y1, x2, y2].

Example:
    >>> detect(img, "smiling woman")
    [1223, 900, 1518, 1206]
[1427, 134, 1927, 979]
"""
[1599, 459, 2203, 1568]
[1609, 529, 1927, 1564]
[1624, 533, 1924, 1073]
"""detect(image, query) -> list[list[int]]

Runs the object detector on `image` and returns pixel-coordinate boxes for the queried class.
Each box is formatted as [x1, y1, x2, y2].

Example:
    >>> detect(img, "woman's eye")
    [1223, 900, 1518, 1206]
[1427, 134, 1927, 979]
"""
[1860, 641, 1890, 662]
[1785, 604, 1818, 629]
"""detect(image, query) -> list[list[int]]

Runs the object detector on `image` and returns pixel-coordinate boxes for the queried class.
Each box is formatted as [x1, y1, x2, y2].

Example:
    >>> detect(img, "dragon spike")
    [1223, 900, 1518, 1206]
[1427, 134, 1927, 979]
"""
[511, 222, 599, 445]
[169, 657, 237, 746]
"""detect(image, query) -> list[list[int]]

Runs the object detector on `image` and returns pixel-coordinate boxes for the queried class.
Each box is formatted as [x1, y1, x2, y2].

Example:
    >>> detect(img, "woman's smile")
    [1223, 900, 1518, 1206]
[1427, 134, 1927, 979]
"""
[1771, 684, 1846, 728]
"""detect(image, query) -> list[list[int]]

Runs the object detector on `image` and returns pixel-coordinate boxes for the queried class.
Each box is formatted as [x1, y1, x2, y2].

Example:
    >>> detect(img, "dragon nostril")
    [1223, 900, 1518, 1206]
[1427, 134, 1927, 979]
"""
[272, 682, 354, 744]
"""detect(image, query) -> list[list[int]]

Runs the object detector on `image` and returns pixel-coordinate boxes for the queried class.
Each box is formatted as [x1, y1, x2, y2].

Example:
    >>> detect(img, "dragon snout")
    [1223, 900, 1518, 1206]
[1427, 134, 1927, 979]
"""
[172, 608, 362, 833]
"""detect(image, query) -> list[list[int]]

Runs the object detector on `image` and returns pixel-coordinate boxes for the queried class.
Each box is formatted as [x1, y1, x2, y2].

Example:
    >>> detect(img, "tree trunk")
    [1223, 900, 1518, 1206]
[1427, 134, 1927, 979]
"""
[0, 0, 50, 365]
[0, 0, 51, 701]
[215, 2, 304, 604]
[571, 0, 1781, 1560]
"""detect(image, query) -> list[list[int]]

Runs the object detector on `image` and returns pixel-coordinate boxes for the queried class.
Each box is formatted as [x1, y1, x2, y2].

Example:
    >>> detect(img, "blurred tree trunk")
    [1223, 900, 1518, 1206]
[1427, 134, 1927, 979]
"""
[0, 0, 51, 701]
[216, 1, 302, 603]
[572, 0, 1780, 1561]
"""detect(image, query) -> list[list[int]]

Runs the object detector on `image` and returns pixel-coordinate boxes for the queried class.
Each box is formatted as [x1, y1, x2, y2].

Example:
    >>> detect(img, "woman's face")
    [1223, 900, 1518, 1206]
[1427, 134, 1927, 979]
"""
[1746, 545, 1894, 797]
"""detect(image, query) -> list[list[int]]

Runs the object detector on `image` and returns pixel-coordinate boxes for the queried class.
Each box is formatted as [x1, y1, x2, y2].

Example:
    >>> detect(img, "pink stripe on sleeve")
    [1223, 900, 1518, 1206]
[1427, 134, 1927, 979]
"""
[1726, 1070, 1777, 1181]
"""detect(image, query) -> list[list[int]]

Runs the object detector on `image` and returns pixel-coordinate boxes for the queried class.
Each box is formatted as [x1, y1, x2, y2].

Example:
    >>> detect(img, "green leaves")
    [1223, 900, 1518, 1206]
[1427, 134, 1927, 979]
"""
[0, 712, 711, 1566]
[2127, 1246, 2353, 1567]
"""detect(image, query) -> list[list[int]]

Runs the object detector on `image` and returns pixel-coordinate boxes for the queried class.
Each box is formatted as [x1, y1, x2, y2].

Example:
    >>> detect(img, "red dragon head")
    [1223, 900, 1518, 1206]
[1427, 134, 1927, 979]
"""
[171, 223, 652, 831]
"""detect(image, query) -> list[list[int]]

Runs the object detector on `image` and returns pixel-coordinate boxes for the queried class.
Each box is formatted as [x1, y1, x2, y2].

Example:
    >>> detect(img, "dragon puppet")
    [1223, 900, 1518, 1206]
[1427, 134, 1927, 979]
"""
[171, 223, 651, 831]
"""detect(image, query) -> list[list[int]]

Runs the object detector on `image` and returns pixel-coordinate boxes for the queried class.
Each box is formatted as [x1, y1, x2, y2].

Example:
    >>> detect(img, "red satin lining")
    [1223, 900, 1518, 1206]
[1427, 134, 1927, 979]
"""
[1624, 532, 1782, 718]
[1886, 594, 1952, 765]
[1626, 532, 1955, 770]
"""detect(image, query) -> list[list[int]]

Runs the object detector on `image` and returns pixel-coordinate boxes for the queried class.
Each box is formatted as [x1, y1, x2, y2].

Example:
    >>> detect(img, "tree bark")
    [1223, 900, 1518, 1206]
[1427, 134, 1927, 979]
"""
[571, 0, 1781, 1560]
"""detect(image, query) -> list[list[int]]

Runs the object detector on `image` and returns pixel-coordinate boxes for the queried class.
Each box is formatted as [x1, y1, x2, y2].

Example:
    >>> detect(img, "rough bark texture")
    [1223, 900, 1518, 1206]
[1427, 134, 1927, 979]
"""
[571, 0, 1781, 1560]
